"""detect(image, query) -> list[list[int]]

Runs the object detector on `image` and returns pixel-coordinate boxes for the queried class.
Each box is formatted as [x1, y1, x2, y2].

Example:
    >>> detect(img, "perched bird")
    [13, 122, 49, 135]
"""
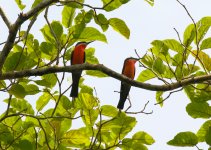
[70, 41, 93, 97]
[117, 57, 139, 110]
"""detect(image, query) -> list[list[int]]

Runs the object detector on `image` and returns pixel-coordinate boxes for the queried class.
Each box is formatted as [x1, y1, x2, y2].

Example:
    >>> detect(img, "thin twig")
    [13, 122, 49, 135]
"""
[0, 7, 11, 28]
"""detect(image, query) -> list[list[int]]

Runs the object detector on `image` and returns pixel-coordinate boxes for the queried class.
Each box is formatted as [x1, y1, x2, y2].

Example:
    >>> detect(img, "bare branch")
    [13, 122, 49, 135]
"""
[0, 63, 211, 92]
[154, 88, 183, 105]
[0, 7, 11, 28]
[126, 101, 153, 115]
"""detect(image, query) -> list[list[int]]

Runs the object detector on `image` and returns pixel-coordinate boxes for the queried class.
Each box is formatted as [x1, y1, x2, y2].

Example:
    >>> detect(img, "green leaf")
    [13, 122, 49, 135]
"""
[62, 129, 90, 147]
[152, 58, 165, 74]
[62, 6, 75, 28]
[205, 127, 211, 146]
[192, 50, 211, 71]
[121, 138, 148, 150]
[17, 140, 34, 150]
[200, 37, 211, 50]
[151, 40, 169, 56]
[4, 98, 34, 114]
[82, 108, 99, 126]
[31, 0, 42, 8]
[163, 39, 184, 53]
[137, 69, 156, 82]
[132, 131, 155, 145]
[99, 113, 137, 139]
[86, 70, 108, 78]
[36, 93, 51, 111]
[51, 21, 63, 39]
[94, 13, 109, 32]
[85, 48, 99, 64]
[75, 93, 98, 110]
[183, 24, 195, 47]
[109, 18, 130, 39]
[3, 52, 37, 72]
[184, 85, 211, 102]
[9, 84, 26, 98]
[144, 0, 154, 6]
[197, 120, 211, 142]
[40, 42, 55, 55]
[167, 131, 198, 147]
[41, 21, 63, 43]
[22, 84, 40, 95]
[186, 102, 211, 119]
[156, 91, 164, 107]
[101, 105, 119, 117]
[196, 17, 211, 44]
[15, 0, 26, 10]
[102, 0, 130, 11]
[35, 74, 57, 88]
[78, 27, 107, 42]
[64, 0, 84, 8]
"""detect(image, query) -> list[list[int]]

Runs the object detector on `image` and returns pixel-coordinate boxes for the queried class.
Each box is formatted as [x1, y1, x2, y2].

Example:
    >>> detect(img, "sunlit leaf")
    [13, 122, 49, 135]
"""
[197, 120, 211, 142]
[183, 24, 195, 47]
[144, 0, 154, 6]
[192, 50, 211, 71]
[102, 0, 130, 11]
[151, 40, 169, 56]
[62, 6, 75, 28]
[132, 131, 155, 145]
[200, 37, 211, 50]
[15, 0, 26, 10]
[195, 17, 211, 44]
[9, 84, 26, 98]
[109, 18, 130, 39]
[94, 13, 109, 32]
[163, 39, 184, 53]
[152, 58, 165, 74]
[184, 85, 211, 102]
[137, 69, 156, 82]
[101, 105, 119, 117]
[36, 93, 51, 111]
[156, 91, 164, 107]
[186, 102, 211, 119]
[78, 27, 107, 42]
[167, 131, 198, 147]
[82, 108, 99, 126]
[205, 127, 211, 146]
[62, 129, 90, 147]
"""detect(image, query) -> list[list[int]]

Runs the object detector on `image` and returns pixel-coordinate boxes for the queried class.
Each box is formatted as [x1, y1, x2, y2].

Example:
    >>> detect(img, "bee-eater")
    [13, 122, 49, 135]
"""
[117, 57, 139, 110]
[70, 41, 93, 97]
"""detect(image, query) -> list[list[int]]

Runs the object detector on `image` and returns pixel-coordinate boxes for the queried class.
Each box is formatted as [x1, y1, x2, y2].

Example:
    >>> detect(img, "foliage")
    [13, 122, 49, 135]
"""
[0, 0, 210, 149]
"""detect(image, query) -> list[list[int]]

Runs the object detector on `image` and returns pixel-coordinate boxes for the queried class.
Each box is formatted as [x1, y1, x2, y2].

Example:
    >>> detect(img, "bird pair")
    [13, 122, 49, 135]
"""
[70, 41, 139, 110]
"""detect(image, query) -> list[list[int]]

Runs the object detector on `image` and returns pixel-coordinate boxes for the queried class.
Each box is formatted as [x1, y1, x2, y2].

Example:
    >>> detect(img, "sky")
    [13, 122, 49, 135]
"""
[0, 0, 211, 149]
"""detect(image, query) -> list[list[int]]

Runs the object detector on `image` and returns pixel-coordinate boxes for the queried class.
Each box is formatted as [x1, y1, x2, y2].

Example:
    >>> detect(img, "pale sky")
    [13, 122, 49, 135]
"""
[0, 0, 211, 149]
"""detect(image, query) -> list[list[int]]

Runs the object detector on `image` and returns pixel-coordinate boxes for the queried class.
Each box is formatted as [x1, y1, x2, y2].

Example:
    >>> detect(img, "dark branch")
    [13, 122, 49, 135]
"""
[0, 63, 211, 91]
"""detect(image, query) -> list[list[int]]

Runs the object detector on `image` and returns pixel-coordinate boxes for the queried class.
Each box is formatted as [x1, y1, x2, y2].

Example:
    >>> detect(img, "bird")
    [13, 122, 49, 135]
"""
[117, 57, 139, 110]
[70, 41, 93, 98]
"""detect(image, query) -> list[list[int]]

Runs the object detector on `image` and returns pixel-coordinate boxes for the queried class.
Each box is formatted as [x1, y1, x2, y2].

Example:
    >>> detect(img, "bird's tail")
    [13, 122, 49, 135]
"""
[70, 72, 81, 97]
[117, 83, 131, 110]
[117, 98, 126, 110]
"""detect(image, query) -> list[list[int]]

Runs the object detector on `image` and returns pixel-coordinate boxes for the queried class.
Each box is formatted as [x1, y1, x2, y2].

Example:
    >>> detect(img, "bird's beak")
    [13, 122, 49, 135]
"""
[87, 41, 94, 45]
[133, 58, 140, 62]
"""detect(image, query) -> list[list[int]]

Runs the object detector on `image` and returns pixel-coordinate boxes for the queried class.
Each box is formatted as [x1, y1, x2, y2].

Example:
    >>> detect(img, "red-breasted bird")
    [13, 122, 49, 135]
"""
[117, 57, 139, 110]
[70, 41, 93, 97]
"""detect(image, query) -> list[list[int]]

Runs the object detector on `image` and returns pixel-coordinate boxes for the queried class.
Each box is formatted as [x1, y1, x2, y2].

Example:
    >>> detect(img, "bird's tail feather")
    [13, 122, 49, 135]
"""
[70, 72, 81, 97]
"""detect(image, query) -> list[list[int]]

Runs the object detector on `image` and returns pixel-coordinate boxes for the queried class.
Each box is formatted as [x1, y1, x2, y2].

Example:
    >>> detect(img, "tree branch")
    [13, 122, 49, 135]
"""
[0, 7, 11, 28]
[0, 0, 58, 72]
[0, 63, 211, 91]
